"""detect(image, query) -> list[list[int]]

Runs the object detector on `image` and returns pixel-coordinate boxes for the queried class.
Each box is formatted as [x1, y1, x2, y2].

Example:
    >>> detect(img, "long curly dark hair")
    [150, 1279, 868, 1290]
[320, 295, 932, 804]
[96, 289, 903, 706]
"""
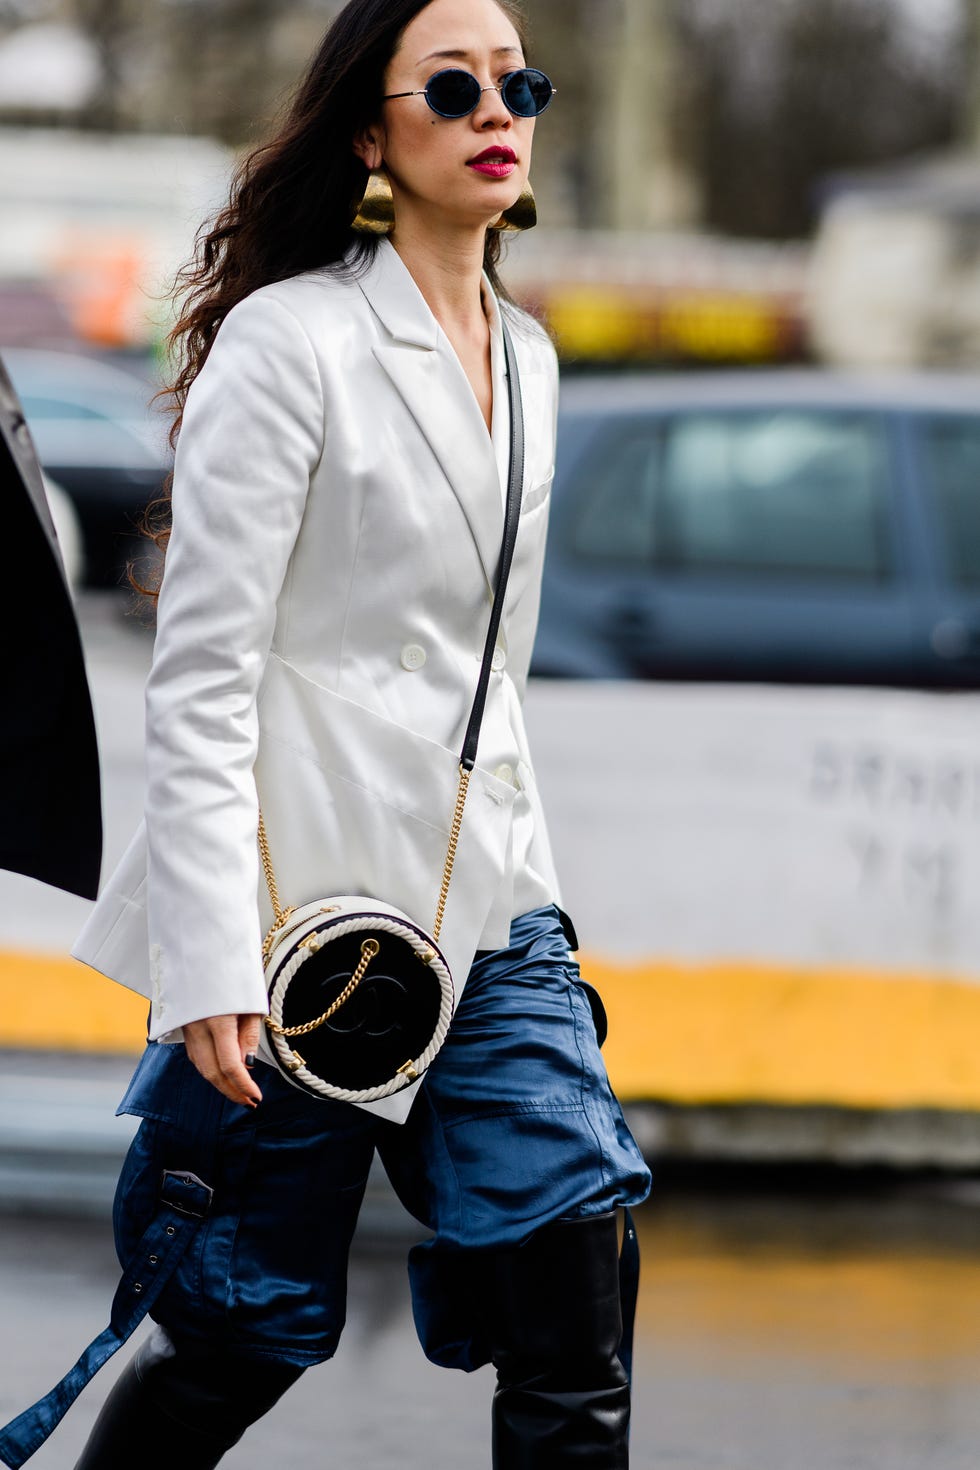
[170, 0, 527, 442]
[137, 0, 529, 587]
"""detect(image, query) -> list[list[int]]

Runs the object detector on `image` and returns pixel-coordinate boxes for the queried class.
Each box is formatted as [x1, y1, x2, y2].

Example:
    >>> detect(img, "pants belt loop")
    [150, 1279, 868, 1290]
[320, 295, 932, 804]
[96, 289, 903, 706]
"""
[0, 1169, 213, 1470]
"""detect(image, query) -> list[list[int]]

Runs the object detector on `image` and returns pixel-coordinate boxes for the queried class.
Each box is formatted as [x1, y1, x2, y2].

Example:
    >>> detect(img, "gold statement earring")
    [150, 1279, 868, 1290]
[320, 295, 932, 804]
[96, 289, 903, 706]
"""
[351, 167, 395, 235]
[491, 181, 537, 233]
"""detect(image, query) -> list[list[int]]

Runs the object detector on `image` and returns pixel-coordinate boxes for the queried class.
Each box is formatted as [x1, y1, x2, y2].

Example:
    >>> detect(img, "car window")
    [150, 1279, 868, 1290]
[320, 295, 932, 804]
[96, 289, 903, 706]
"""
[569, 410, 892, 581]
[19, 396, 107, 422]
[570, 431, 660, 561]
[921, 415, 980, 588]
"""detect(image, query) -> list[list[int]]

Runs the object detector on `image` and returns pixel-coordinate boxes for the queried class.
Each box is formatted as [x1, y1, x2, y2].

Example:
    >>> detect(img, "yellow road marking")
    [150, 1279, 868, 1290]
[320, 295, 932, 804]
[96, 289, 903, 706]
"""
[0, 950, 146, 1053]
[3, 946, 980, 1111]
[584, 954, 980, 1110]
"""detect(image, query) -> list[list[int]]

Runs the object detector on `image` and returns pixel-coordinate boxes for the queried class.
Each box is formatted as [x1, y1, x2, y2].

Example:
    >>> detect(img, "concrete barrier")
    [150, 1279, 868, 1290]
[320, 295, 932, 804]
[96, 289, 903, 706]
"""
[5, 598, 980, 1162]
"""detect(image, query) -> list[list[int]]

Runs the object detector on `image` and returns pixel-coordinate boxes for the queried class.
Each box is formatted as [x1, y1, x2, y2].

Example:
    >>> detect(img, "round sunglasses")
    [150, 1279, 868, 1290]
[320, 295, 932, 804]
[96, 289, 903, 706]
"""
[384, 67, 556, 120]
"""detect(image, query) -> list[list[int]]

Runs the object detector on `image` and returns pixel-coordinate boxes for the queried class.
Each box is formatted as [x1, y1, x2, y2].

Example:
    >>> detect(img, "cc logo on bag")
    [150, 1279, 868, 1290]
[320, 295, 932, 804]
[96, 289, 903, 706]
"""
[324, 973, 412, 1038]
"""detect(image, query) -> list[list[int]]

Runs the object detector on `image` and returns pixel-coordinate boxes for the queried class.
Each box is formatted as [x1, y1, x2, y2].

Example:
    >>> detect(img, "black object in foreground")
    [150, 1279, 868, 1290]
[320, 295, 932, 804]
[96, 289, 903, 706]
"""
[0, 353, 102, 899]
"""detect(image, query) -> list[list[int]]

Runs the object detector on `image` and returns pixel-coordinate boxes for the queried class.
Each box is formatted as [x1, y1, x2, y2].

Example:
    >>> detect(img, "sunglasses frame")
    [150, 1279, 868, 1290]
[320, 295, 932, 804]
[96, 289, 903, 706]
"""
[384, 66, 556, 120]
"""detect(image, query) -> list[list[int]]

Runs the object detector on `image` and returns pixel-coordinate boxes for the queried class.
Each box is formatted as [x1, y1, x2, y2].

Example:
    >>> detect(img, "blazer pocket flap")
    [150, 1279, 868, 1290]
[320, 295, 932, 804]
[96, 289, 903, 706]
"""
[257, 655, 506, 826]
[254, 656, 518, 938]
[521, 474, 553, 515]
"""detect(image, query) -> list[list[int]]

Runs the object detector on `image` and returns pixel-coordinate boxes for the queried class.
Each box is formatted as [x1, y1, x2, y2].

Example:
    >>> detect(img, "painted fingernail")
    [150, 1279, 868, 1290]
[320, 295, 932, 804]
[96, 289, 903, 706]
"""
[244, 1053, 256, 1069]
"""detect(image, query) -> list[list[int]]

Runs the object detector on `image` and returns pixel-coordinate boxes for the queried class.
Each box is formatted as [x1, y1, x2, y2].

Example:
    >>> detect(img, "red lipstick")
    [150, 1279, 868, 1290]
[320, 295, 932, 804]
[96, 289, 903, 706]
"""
[468, 145, 517, 178]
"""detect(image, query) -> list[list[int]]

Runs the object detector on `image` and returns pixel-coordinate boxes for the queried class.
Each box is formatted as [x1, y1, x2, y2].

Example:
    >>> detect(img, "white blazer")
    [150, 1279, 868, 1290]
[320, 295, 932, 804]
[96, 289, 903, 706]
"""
[73, 239, 562, 1121]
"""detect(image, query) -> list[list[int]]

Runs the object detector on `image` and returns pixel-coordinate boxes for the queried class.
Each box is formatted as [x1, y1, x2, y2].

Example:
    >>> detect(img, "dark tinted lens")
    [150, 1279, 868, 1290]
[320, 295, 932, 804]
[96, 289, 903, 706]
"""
[501, 68, 553, 117]
[425, 68, 482, 117]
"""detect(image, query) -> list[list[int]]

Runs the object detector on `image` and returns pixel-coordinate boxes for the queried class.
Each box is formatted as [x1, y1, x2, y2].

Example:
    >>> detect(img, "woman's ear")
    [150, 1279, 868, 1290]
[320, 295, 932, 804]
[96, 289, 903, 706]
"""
[353, 127, 385, 171]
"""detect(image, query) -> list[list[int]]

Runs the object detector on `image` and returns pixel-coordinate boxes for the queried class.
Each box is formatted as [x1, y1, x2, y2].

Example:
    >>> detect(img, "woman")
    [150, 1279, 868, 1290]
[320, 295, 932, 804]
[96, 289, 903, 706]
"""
[0, 0, 650, 1466]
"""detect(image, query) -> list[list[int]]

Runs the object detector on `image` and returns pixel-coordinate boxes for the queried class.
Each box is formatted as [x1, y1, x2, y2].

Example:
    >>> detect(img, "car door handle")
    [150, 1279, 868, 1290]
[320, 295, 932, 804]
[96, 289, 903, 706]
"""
[607, 603, 655, 636]
[931, 618, 980, 661]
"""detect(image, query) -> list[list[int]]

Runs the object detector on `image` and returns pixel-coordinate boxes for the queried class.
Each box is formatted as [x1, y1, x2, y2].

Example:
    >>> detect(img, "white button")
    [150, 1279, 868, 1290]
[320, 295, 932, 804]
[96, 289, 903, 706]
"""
[400, 643, 427, 671]
[494, 763, 515, 785]
[491, 646, 506, 672]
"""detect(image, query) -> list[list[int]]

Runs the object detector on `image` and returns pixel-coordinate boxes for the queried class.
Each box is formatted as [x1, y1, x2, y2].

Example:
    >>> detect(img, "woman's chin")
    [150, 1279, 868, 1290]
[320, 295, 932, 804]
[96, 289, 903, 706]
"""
[392, 182, 526, 236]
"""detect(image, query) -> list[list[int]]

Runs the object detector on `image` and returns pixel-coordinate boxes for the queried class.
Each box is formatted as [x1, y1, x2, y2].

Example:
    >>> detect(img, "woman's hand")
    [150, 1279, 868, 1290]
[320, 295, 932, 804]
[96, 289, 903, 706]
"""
[183, 1014, 264, 1107]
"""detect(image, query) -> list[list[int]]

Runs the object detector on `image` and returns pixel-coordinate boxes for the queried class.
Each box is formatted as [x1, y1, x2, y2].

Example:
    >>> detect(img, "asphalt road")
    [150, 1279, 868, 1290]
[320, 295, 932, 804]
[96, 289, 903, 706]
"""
[4, 1180, 980, 1469]
[6, 606, 980, 1467]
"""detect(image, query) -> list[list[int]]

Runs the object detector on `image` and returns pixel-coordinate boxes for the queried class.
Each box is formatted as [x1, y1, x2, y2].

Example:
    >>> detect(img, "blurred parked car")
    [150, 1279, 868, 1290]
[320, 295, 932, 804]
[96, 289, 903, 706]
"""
[532, 370, 980, 687]
[2, 348, 171, 588]
[44, 475, 84, 591]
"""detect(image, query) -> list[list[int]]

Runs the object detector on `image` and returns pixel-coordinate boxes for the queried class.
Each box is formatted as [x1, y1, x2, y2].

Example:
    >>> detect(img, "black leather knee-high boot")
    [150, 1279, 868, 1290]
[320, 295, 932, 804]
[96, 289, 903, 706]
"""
[74, 1326, 305, 1470]
[485, 1211, 630, 1469]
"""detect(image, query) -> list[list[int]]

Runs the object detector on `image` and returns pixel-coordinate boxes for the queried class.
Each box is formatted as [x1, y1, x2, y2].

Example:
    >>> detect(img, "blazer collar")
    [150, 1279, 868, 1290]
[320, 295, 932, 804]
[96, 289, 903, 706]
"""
[354, 237, 440, 350]
[356, 239, 509, 592]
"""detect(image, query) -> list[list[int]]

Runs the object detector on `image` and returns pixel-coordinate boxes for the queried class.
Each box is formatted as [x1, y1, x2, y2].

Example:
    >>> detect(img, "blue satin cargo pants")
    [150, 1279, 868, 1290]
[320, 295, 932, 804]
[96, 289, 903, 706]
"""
[0, 904, 651, 1465]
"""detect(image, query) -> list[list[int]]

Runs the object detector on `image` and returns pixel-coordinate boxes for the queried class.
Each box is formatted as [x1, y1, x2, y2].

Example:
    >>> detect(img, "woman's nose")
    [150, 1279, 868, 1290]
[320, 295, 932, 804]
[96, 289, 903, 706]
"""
[473, 85, 512, 129]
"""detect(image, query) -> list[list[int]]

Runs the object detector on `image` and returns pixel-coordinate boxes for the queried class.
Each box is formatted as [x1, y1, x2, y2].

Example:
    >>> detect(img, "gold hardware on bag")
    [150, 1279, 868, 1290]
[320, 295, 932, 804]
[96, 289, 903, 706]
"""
[299, 934, 321, 954]
[397, 1061, 420, 1081]
[266, 937, 381, 1039]
[287, 1051, 306, 1072]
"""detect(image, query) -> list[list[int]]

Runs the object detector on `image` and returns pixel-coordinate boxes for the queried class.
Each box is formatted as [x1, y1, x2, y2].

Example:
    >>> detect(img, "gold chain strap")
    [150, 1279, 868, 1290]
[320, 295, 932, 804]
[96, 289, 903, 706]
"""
[433, 765, 470, 942]
[258, 759, 471, 966]
[266, 937, 380, 1037]
[258, 810, 297, 965]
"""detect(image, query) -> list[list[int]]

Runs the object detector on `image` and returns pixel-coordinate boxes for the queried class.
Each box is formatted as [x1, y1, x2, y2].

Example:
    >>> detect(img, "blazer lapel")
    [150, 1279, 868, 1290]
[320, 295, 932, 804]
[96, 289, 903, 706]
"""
[357, 240, 504, 592]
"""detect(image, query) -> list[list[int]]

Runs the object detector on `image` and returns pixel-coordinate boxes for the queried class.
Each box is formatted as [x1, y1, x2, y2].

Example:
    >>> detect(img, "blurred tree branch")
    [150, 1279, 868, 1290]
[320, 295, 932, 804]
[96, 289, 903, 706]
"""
[72, 0, 134, 129]
[22, 0, 972, 240]
[677, 0, 963, 237]
[162, 0, 293, 143]
[526, 0, 699, 229]
[965, 0, 980, 147]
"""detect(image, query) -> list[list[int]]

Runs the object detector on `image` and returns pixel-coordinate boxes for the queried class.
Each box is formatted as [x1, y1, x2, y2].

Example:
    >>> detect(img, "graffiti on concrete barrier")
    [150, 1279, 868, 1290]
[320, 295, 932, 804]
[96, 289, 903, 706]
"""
[810, 742, 980, 821]
[809, 742, 972, 919]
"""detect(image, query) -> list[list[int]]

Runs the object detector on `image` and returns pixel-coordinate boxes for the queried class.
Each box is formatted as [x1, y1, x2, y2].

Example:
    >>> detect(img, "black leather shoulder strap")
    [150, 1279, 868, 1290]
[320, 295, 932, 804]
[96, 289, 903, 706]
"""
[460, 313, 525, 773]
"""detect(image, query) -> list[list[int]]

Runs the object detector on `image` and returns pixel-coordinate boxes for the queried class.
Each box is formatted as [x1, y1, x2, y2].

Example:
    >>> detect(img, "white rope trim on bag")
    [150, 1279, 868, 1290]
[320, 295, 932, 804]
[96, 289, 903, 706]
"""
[266, 913, 455, 1103]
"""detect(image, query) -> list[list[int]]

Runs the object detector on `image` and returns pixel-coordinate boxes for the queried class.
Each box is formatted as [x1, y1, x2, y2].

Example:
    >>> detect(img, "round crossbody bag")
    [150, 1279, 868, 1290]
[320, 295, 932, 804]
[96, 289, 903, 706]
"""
[257, 317, 525, 1105]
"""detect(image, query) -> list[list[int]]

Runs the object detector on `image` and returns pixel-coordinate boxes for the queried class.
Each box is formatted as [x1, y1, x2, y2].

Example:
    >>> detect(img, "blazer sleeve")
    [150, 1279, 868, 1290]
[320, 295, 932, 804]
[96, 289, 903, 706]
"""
[144, 292, 324, 1039]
